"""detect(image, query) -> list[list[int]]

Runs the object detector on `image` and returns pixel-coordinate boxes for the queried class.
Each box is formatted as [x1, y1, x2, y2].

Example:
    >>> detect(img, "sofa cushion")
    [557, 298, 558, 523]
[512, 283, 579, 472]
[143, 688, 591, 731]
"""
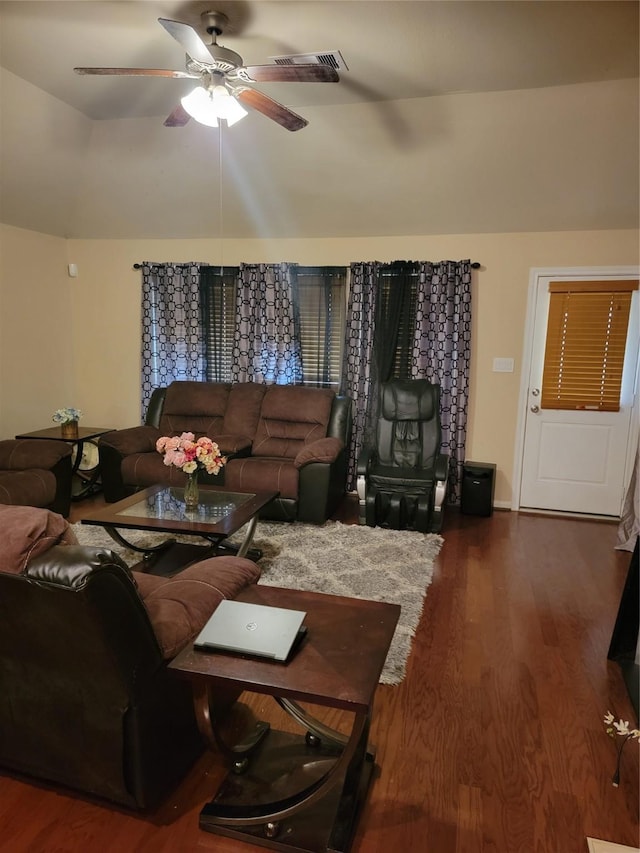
[0, 505, 77, 576]
[225, 457, 299, 500]
[133, 556, 261, 659]
[159, 381, 231, 437]
[252, 387, 335, 460]
[222, 382, 268, 442]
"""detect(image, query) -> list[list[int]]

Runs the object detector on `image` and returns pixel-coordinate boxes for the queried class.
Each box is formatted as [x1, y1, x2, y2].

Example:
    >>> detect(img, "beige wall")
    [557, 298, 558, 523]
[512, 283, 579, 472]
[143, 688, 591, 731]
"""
[0, 224, 76, 437]
[2, 226, 637, 505]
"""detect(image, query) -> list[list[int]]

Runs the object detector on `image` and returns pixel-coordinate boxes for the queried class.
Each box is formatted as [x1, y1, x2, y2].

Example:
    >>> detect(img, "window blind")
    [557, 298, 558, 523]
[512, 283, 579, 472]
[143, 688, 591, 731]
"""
[541, 280, 638, 412]
[200, 267, 238, 382]
[297, 267, 347, 388]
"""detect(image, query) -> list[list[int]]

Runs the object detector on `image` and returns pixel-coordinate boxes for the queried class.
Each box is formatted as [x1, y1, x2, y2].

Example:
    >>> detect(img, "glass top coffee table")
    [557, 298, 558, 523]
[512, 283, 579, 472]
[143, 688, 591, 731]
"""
[81, 484, 278, 572]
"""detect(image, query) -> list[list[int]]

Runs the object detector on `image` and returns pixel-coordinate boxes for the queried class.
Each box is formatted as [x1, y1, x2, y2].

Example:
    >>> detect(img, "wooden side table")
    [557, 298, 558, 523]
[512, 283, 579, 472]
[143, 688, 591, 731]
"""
[15, 426, 113, 501]
[170, 584, 400, 853]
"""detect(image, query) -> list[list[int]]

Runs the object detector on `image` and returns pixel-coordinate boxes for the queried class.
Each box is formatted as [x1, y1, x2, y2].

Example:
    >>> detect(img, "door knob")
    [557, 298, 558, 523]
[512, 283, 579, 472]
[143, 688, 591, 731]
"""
[530, 405, 540, 413]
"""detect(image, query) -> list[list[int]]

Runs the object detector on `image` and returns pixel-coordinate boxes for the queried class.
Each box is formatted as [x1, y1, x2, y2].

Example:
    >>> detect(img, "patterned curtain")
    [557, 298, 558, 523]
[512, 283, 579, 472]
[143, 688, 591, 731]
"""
[412, 260, 473, 503]
[340, 262, 380, 490]
[140, 262, 205, 419]
[231, 263, 303, 384]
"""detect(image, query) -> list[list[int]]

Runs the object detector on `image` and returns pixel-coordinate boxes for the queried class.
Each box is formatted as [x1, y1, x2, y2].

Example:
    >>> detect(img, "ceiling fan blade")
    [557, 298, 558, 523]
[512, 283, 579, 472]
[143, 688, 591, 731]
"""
[74, 67, 198, 79]
[235, 88, 308, 131]
[164, 104, 191, 127]
[158, 18, 214, 66]
[236, 64, 339, 84]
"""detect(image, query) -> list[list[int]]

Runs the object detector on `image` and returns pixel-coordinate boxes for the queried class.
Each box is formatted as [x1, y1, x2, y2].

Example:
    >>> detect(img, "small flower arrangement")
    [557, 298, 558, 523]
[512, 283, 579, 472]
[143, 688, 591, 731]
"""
[604, 711, 640, 787]
[52, 407, 82, 425]
[156, 432, 225, 476]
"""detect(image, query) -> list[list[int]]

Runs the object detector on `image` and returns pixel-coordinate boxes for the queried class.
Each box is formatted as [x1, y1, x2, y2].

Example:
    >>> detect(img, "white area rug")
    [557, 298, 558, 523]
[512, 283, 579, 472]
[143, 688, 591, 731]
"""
[72, 520, 443, 686]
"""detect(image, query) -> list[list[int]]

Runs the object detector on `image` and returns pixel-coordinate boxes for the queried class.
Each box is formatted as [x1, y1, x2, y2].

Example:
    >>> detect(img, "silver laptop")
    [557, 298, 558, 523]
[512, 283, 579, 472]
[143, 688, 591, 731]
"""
[194, 599, 307, 662]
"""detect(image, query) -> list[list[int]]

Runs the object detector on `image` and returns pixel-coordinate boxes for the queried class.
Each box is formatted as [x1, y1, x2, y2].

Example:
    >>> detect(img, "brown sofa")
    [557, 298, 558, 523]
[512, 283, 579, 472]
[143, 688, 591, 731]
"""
[0, 505, 260, 809]
[99, 381, 353, 524]
[0, 439, 73, 517]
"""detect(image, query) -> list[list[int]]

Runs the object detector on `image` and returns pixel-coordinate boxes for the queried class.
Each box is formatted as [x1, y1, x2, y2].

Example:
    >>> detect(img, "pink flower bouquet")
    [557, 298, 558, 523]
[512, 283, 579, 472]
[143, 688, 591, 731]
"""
[156, 432, 225, 476]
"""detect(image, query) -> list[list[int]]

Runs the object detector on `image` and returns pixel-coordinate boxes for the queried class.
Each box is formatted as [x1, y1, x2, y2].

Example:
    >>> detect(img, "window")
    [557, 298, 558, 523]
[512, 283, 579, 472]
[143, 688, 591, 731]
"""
[200, 264, 347, 387]
[297, 267, 347, 388]
[200, 266, 238, 382]
[377, 263, 418, 380]
[541, 280, 638, 412]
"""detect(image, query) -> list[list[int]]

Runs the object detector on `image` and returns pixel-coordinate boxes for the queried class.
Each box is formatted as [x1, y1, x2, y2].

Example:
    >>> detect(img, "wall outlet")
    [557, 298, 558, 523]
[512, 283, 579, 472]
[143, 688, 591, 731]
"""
[493, 357, 514, 372]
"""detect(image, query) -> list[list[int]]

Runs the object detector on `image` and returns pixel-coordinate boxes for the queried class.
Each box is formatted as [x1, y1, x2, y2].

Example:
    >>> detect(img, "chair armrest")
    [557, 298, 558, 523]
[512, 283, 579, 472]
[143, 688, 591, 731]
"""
[133, 556, 261, 660]
[99, 426, 161, 456]
[0, 439, 72, 470]
[357, 446, 376, 478]
[294, 437, 344, 469]
[434, 453, 449, 483]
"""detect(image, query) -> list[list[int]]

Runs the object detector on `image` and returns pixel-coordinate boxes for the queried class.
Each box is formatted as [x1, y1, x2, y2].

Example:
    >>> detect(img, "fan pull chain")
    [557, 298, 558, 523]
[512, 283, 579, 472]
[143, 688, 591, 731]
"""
[219, 124, 224, 275]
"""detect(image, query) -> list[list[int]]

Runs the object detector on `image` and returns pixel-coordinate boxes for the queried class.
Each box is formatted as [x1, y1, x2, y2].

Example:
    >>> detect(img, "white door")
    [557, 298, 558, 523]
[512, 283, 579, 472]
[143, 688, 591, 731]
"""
[519, 270, 639, 516]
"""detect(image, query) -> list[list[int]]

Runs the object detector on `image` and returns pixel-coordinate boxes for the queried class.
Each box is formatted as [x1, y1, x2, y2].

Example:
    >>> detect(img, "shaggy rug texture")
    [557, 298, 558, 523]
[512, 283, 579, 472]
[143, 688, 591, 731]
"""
[72, 520, 443, 686]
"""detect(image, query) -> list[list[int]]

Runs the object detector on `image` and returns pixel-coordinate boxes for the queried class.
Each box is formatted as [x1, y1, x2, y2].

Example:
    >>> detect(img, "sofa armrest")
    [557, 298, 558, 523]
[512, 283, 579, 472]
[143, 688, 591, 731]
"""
[100, 426, 161, 456]
[294, 437, 344, 469]
[99, 426, 161, 502]
[133, 556, 261, 660]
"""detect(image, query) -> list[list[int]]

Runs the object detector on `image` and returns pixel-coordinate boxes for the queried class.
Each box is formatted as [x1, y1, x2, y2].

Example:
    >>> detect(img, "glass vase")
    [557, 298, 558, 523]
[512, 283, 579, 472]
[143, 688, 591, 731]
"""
[183, 471, 200, 509]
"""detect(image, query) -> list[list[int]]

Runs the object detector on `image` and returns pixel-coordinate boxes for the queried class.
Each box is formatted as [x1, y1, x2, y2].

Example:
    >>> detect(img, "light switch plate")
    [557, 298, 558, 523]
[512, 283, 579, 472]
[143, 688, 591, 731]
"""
[493, 357, 514, 373]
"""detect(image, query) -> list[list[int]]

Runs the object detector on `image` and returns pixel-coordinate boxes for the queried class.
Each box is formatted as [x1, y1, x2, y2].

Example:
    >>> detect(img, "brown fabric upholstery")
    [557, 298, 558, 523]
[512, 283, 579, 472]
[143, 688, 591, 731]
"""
[0, 471, 57, 511]
[252, 386, 334, 459]
[159, 381, 231, 437]
[222, 382, 268, 439]
[0, 504, 261, 810]
[225, 457, 300, 500]
[100, 425, 160, 456]
[0, 440, 69, 470]
[0, 440, 73, 517]
[133, 557, 261, 659]
[98, 381, 352, 523]
[294, 436, 344, 469]
[0, 505, 76, 575]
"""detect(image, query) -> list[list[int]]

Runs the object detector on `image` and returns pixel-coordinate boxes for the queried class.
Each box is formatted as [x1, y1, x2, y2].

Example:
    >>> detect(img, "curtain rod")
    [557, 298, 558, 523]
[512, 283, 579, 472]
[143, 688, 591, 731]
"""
[134, 261, 482, 270]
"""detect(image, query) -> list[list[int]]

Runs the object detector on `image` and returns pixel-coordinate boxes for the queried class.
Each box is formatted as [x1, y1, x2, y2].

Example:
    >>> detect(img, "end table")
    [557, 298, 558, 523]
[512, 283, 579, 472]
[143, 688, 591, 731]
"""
[15, 426, 113, 501]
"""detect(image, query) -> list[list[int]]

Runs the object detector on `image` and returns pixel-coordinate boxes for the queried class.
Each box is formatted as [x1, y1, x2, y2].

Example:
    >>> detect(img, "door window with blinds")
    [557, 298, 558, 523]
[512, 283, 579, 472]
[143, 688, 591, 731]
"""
[200, 265, 347, 387]
[541, 280, 638, 412]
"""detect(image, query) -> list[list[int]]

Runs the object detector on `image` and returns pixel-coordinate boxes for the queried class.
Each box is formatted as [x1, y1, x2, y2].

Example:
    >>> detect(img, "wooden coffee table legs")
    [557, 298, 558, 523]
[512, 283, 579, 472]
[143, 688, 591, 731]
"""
[196, 687, 375, 853]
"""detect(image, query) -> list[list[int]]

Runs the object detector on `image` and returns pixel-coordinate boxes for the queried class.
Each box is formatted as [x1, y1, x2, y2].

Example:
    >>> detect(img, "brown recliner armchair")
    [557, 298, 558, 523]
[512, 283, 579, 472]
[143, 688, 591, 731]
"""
[0, 439, 73, 517]
[0, 506, 260, 809]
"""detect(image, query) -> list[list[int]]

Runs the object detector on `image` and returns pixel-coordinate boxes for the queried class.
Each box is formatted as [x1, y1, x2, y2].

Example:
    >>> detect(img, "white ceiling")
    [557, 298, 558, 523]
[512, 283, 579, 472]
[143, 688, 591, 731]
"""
[0, 0, 638, 240]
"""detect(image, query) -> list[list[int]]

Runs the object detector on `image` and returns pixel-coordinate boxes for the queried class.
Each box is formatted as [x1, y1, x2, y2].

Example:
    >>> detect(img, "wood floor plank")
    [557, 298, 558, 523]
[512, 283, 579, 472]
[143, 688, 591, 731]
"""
[0, 498, 637, 852]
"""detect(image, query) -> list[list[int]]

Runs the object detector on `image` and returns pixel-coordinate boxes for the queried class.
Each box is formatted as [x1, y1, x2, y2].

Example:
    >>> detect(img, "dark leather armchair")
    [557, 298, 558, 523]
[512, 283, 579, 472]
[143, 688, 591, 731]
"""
[357, 379, 449, 533]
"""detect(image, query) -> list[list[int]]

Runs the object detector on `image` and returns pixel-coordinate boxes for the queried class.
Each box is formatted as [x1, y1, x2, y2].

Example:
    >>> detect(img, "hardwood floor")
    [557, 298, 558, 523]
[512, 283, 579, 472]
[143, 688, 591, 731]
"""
[1, 497, 638, 852]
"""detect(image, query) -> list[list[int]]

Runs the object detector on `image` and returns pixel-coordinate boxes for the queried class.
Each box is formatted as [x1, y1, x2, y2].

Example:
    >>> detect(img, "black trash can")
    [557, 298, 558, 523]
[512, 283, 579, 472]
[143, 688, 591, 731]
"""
[461, 462, 496, 516]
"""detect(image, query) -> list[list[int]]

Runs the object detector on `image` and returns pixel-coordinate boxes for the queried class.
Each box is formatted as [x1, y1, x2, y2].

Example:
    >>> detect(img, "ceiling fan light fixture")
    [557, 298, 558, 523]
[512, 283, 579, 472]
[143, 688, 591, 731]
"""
[181, 83, 248, 128]
[181, 86, 218, 126]
[211, 85, 248, 126]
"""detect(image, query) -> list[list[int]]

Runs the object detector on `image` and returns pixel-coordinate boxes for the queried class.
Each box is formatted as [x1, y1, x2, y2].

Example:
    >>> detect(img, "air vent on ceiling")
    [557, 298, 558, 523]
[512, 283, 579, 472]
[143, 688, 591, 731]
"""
[269, 50, 348, 71]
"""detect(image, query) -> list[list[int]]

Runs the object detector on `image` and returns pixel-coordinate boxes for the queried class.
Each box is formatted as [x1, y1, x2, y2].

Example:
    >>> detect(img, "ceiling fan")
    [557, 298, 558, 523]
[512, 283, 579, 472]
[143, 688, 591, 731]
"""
[74, 11, 340, 131]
